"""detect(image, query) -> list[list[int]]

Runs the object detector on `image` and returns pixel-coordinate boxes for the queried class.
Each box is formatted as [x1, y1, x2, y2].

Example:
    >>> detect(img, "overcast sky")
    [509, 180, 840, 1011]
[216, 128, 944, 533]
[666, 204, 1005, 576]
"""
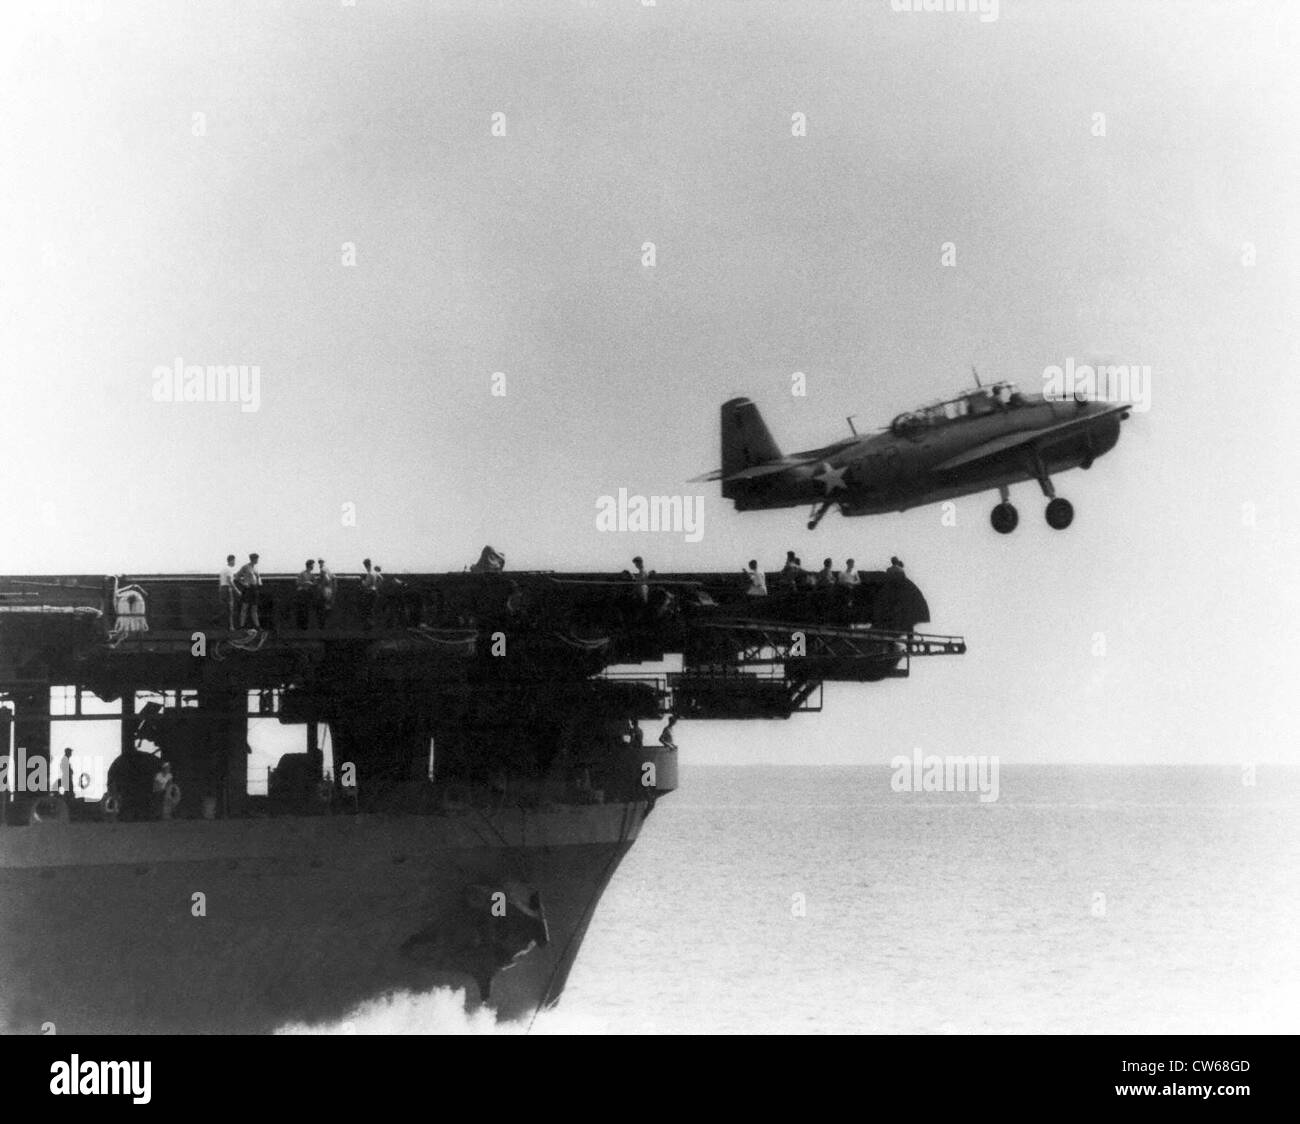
[2, 0, 1297, 764]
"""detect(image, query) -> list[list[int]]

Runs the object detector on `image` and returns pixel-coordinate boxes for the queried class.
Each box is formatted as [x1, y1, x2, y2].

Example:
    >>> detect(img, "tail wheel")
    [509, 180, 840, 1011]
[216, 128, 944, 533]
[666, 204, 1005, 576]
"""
[1045, 497, 1074, 529]
[990, 502, 1019, 534]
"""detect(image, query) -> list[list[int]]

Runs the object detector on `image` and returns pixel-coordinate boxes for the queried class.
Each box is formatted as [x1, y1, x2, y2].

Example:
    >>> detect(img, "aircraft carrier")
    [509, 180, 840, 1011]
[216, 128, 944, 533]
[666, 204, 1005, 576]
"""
[0, 566, 963, 1033]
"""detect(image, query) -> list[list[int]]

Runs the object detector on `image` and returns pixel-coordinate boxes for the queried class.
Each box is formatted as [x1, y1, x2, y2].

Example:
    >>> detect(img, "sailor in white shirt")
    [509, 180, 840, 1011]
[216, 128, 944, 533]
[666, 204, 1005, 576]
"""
[235, 553, 262, 628]
[219, 554, 237, 629]
[744, 560, 767, 596]
[360, 558, 380, 626]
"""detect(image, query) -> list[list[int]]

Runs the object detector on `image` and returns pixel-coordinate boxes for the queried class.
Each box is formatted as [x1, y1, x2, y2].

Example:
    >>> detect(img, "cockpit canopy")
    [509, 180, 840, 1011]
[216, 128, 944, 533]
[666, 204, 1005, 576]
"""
[891, 382, 1024, 435]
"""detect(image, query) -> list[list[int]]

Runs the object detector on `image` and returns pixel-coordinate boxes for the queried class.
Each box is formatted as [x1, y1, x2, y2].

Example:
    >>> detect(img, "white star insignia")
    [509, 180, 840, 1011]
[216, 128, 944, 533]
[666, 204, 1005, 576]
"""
[815, 461, 847, 494]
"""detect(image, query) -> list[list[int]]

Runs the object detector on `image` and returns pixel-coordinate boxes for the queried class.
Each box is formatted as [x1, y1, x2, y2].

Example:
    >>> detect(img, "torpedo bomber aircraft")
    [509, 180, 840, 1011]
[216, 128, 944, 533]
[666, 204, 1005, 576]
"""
[693, 377, 1132, 532]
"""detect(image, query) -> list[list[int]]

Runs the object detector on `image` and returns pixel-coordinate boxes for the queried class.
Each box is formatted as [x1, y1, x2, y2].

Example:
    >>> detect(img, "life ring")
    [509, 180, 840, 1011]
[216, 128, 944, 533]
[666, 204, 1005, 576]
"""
[29, 796, 70, 825]
[164, 782, 182, 807]
[103, 793, 121, 820]
[78, 772, 91, 791]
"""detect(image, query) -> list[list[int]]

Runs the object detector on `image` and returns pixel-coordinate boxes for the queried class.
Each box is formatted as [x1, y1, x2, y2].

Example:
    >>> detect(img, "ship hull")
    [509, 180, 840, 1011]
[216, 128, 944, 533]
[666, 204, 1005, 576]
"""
[0, 803, 649, 1034]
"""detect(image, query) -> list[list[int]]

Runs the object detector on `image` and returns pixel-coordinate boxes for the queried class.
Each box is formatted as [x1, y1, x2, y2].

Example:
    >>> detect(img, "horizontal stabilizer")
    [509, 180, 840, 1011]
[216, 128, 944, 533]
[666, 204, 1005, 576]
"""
[721, 458, 816, 482]
[933, 405, 1129, 473]
[691, 457, 816, 484]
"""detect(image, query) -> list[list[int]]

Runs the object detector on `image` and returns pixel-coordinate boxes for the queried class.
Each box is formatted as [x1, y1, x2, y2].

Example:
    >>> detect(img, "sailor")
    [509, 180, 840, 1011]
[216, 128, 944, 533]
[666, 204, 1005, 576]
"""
[780, 551, 802, 592]
[625, 718, 644, 748]
[658, 715, 678, 750]
[152, 761, 173, 820]
[374, 565, 390, 625]
[837, 559, 860, 608]
[218, 554, 237, 629]
[357, 558, 378, 626]
[816, 558, 836, 587]
[631, 556, 650, 603]
[316, 560, 336, 628]
[294, 560, 318, 629]
[886, 556, 906, 579]
[59, 747, 75, 804]
[743, 560, 767, 597]
[235, 553, 262, 628]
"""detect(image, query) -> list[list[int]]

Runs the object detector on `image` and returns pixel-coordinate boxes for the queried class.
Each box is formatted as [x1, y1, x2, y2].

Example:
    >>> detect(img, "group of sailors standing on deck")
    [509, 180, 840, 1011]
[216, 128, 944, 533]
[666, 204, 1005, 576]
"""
[296, 559, 342, 628]
[218, 552, 341, 630]
[216, 547, 508, 631]
[624, 714, 679, 751]
[219, 553, 264, 629]
[744, 553, 906, 597]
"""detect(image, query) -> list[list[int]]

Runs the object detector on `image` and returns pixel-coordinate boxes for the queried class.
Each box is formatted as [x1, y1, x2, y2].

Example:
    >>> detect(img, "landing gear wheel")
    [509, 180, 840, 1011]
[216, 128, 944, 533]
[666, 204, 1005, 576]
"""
[1045, 497, 1074, 530]
[990, 502, 1019, 534]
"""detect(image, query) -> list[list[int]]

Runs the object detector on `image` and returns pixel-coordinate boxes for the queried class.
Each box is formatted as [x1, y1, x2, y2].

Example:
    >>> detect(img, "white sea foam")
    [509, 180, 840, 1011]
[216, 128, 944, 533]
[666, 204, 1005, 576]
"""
[275, 987, 611, 1035]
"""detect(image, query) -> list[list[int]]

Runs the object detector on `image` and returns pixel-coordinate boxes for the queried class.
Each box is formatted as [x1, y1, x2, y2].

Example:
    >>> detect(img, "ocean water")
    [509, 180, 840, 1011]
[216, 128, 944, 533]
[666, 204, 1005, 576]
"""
[553, 766, 1300, 1035]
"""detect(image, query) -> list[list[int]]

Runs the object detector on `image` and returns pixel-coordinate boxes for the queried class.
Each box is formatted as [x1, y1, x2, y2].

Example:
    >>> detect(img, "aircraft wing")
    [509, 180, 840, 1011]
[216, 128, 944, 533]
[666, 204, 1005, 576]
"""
[933, 404, 1130, 473]
[689, 457, 817, 484]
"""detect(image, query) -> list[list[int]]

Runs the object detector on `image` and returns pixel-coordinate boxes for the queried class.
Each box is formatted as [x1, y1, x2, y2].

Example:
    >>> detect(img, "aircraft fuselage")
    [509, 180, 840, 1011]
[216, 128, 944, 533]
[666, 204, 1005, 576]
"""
[725, 396, 1124, 516]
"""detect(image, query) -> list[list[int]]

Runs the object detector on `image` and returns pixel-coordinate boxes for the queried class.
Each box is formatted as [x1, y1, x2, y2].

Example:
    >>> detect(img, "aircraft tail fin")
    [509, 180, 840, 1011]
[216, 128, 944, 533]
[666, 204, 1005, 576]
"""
[721, 398, 783, 484]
